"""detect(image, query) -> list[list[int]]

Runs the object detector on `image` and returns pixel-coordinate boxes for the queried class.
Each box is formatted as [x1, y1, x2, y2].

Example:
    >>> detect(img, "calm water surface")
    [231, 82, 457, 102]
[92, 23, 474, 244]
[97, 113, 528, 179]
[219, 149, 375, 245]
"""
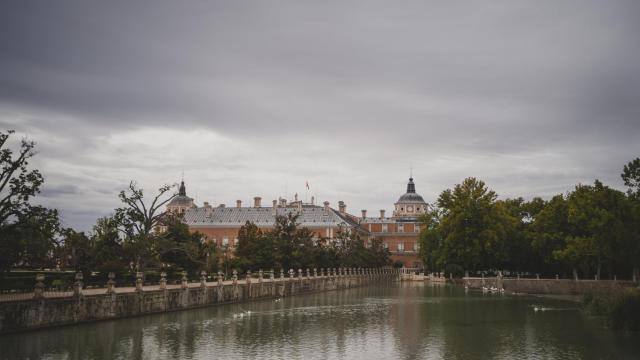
[1, 283, 639, 360]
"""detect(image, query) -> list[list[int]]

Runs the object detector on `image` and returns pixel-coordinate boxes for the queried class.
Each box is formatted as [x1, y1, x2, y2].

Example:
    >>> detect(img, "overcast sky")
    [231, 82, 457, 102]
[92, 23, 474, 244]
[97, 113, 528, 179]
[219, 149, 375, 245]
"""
[1, 1, 639, 231]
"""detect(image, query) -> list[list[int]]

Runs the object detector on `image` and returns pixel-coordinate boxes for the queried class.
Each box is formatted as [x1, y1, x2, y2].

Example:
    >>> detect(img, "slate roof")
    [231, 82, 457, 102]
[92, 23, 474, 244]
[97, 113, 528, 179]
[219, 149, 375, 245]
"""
[183, 205, 361, 228]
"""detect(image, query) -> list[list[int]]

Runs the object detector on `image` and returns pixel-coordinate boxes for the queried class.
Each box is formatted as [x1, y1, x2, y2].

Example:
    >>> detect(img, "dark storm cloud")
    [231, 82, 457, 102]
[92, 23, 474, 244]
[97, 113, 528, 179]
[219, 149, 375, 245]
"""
[1, 0, 639, 229]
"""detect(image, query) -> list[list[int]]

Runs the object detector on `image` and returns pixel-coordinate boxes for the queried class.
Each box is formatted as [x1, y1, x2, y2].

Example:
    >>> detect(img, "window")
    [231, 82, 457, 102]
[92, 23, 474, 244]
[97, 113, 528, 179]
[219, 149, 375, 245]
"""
[414, 242, 419, 252]
[397, 243, 404, 252]
[222, 237, 229, 246]
[382, 224, 388, 232]
[415, 224, 420, 233]
[383, 242, 388, 249]
[234, 237, 239, 246]
[398, 223, 404, 233]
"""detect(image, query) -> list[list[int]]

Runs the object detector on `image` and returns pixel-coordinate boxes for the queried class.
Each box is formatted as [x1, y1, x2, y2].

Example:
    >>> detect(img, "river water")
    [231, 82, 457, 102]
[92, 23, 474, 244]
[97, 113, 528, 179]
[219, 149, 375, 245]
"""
[1, 283, 638, 360]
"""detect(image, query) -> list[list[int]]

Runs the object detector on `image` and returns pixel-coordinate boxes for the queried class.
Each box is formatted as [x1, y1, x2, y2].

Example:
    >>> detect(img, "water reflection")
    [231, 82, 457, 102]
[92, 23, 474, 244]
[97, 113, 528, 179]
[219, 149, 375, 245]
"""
[1, 283, 639, 359]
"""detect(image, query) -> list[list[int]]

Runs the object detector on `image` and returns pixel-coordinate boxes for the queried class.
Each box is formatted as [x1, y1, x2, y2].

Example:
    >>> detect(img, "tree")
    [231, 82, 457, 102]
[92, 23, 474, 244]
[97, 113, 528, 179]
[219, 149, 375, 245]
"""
[622, 158, 640, 198]
[157, 215, 212, 276]
[58, 229, 93, 277]
[621, 158, 640, 281]
[531, 195, 571, 276]
[554, 181, 630, 279]
[115, 181, 176, 269]
[430, 178, 516, 271]
[0, 130, 60, 273]
[91, 216, 126, 274]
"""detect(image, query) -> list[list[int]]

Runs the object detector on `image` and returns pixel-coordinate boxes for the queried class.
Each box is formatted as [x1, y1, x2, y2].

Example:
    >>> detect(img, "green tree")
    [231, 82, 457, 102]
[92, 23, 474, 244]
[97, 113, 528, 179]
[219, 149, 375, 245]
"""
[531, 195, 571, 276]
[157, 215, 212, 276]
[91, 216, 126, 274]
[621, 158, 640, 281]
[0, 130, 60, 273]
[432, 178, 516, 271]
[554, 181, 630, 279]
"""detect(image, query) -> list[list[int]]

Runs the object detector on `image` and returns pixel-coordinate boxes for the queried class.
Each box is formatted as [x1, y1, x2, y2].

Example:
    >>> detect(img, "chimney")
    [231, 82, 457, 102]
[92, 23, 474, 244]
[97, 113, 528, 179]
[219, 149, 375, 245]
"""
[272, 200, 277, 215]
[281, 198, 287, 207]
[338, 201, 346, 214]
[236, 200, 242, 208]
[361, 209, 367, 219]
[218, 204, 226, 208]
[254, 196, 262, 208]
[379, 209, 385, 219]
[323, 201, 330, 213]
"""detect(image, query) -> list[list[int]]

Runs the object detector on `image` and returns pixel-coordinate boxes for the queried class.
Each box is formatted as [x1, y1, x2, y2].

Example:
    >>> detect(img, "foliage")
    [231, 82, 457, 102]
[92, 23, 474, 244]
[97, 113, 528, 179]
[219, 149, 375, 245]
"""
[584, 289, 640, 331]
[230, 214, 390, 273]
[157, 215, 214, 276]
[0, 130, 61, 273]
[419, 177, 517, 271]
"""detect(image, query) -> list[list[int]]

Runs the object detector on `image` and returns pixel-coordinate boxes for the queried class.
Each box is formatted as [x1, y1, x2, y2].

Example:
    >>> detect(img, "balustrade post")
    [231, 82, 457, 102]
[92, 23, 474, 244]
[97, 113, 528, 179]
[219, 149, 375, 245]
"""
[106, 272, 117, 294]
[232, 270, 238, 285]
[200, 271, 207, 288]
[34, 273, 45, 299]
[217, 271, 223, 286]
[73, 272, 83, 297]
[181, 271, 189, 289]
[259, 269, 264, 283]
[160, 272, 167, 290]
[246, 270, 252, 285]
[306, 268, 310, 279]
[313, 268, 318, 277]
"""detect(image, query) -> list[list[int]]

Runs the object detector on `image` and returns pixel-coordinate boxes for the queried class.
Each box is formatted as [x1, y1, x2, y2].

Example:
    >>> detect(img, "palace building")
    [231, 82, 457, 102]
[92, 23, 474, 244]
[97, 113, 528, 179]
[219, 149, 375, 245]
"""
[169, 177, 428, 268]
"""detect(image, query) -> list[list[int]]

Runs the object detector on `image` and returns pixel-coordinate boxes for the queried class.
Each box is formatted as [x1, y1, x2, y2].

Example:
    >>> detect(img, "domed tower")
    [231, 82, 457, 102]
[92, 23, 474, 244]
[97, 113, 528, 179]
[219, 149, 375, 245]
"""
[393, 177, 428, 218]
[166, 180, 196, 214]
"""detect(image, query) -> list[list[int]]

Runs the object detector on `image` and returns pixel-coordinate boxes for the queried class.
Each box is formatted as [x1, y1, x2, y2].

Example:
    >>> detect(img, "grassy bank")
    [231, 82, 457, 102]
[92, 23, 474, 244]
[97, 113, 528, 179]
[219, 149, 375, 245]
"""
[583, 288, 640, 331]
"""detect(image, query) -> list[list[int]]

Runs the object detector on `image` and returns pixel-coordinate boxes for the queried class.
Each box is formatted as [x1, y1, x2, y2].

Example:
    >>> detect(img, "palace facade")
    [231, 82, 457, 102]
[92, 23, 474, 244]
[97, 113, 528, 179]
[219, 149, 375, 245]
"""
[167, 177, 427, 268]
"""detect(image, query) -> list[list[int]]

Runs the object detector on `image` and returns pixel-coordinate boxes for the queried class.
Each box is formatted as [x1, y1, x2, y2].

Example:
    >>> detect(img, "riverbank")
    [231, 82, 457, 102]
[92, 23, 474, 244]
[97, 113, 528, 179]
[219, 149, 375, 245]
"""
[462, 276, 638, 296]
[0, 268, 398, 334]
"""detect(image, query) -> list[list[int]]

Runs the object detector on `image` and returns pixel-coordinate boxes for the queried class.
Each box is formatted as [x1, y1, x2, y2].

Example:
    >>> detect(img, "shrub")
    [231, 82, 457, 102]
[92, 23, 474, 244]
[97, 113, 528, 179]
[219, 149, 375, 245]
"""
[584, 289, 640, 331]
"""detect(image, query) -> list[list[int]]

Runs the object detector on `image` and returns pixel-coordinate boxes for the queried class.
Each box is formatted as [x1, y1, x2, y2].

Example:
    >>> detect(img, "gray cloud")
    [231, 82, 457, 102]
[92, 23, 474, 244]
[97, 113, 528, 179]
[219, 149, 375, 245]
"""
[1, 0, 639, 230]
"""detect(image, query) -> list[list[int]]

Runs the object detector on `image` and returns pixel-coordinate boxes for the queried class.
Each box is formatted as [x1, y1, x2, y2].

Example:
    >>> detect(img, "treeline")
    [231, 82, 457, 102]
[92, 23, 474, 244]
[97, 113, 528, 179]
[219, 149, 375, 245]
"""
[419, 159, 640, 280]
[227, 214, 390, 273]
[0, 129, 389, 285]
[0, 130, 215, 282]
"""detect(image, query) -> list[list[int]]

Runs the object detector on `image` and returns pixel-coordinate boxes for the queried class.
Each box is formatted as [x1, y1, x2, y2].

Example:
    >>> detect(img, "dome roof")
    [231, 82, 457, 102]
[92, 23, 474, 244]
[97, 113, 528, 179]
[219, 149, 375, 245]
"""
[167, 195, 194, 207]
[395, 177, 427, 204]
[397, 192, 426, 203]
[167, 180, 194, 207]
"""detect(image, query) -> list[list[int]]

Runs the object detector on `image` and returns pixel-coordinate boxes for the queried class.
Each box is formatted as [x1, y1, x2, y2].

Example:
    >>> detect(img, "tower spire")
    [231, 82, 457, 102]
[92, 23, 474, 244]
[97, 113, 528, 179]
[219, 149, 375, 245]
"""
[406, 177, 416, 193]
[179, 179, 186, 197]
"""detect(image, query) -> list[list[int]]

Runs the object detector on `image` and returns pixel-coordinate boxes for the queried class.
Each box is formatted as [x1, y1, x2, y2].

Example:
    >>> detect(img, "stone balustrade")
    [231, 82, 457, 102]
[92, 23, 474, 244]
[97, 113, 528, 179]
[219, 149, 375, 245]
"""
[0, 267, 400, 334]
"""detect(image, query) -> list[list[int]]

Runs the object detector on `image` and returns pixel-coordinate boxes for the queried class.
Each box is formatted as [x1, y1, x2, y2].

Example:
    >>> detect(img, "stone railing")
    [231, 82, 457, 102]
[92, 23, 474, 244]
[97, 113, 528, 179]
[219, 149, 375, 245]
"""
[0, 267, 400, 334]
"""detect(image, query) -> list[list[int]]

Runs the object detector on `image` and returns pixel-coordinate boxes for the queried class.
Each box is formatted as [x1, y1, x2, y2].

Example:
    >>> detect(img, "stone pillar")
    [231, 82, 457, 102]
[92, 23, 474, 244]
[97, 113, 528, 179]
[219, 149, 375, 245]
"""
[200, 271, 207, 288]
[181, 271, 189, 289]
[106, 272, 117, 294]
[314, 268, 318, 277]
[232, 269, 239, 300]
[259, 269, 264, 283]
[280, 269, 285, 280]
[246, 270, 252, 285]
[160, 272, 167, 290]
[33, 273, 45, 299]
[73, 272, 83, 297]
[555, 274, 559, 280]
[135, 271, 144, 292]
[217, 271, 224, 286]
[306, 268, 310, 279]
[289, 269, 295, 279]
